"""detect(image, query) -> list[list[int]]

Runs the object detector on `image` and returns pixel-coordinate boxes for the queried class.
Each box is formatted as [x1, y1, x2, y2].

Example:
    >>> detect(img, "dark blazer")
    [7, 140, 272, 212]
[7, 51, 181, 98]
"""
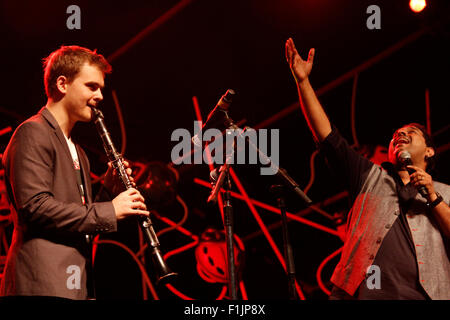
[0, 107, 117, 299]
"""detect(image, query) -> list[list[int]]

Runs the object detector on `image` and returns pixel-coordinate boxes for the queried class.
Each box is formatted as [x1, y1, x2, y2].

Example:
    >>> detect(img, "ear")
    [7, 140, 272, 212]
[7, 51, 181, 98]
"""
[55, 76, 69, 95]
[425, 147, 435, 159]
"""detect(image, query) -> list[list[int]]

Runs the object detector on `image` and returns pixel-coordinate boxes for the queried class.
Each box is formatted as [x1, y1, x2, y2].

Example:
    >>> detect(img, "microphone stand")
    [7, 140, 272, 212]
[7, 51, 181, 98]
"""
[208, 132, 239, 300]
[206, 111, 312, 300]
[218, 115, 312, 206]
[223, 172, 238, 300]
[270, 185, 297, 300]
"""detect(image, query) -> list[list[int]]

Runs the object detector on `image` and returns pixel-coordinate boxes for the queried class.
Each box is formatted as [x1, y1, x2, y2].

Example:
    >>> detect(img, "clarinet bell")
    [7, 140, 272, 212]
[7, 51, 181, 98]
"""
[152, 248, 178, 285]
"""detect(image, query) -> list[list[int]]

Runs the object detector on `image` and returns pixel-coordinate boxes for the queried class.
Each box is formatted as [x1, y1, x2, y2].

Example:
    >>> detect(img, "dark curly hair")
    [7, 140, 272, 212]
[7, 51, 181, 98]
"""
[399, 123, 436, 173]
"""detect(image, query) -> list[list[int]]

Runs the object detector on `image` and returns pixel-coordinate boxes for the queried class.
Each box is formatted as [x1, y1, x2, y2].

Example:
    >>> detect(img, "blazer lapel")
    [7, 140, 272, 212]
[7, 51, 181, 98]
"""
[40, 107, 74, 164]
[40, 107, 81, 200]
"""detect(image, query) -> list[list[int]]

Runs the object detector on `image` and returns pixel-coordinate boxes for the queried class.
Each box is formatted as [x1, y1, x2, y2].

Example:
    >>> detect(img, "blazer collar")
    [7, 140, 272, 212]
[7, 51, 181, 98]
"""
[40, 107, 93, 204]
[39, 107, 71, 151]
[40, 107, 78, 175]
[39, 106, 61, 131]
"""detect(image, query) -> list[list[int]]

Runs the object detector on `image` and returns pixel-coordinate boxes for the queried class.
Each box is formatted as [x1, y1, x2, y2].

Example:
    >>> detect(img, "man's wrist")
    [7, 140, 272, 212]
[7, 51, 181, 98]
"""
[427, 192, 443, 209]
[297, 77, 310, 87]
[428, 192, 437, 202]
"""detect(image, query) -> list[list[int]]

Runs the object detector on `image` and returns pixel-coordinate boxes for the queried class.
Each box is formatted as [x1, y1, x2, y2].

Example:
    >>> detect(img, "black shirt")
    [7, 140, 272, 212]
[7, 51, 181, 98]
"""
[321, 127, 429, 299]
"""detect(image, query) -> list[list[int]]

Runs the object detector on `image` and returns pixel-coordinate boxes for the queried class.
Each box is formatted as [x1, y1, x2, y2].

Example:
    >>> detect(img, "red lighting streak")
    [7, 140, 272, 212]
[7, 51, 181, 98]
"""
[159, 214, 238, 300]
[93, 239, 159, 300]
[165, 240, 199, 260]
[194, 178, 340, 237]
[216, 285, 228, 300]
[107, 0, 195, 63]
[157, 214, 199, 240]
[316, 246, 343, 296]
[165, 284, 195, 300]
[239, 280, 248, 300]
[0, 126, 12, 137]
[228, 168, 306, 300]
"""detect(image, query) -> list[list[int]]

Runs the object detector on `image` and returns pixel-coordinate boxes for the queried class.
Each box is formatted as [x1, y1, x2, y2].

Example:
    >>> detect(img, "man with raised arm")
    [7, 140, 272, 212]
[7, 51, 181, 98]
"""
[285, 38, 450, 299]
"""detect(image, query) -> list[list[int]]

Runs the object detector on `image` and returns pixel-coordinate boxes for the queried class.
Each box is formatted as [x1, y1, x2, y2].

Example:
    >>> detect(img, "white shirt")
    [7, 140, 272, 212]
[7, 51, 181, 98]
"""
[64, 134, 85, 204]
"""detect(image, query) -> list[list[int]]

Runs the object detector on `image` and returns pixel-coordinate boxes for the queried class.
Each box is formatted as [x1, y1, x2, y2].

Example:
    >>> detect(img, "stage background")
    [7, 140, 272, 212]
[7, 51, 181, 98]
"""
[0, 0, 449, 300]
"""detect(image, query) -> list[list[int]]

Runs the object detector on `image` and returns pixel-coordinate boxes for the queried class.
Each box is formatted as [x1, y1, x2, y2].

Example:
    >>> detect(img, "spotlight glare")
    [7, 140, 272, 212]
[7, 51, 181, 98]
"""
[410, 0, 426, 13]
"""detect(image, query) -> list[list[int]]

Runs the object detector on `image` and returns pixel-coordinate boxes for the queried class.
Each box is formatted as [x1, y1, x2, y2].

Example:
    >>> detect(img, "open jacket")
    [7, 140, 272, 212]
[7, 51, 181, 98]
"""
[0, 107, 117, 299]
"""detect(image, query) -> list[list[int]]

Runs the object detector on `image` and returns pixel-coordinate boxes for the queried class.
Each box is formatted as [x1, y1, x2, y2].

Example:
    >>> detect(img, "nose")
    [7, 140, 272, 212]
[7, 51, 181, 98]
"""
[94, 89, 103, 102]
[393, 129, 407, 140]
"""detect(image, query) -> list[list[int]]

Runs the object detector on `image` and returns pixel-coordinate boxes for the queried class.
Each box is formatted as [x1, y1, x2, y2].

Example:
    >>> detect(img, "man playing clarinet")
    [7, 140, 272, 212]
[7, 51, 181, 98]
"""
[0, 45, 149, 300]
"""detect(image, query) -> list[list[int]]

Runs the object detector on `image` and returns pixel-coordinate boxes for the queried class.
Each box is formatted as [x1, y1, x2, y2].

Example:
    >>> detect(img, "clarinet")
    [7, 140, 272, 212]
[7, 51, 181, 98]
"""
[91, 107, 177, 284]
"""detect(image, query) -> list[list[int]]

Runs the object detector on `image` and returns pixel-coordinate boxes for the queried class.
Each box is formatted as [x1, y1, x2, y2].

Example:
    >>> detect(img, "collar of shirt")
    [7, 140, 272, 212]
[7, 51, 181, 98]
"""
[382, 162, 418, 210]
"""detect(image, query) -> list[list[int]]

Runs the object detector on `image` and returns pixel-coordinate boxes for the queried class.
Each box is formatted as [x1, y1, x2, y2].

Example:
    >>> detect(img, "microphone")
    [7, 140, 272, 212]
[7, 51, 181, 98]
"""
[210, 167, 219, 183]
[397, 151, 428, 198]
[192, 89, 236, 147]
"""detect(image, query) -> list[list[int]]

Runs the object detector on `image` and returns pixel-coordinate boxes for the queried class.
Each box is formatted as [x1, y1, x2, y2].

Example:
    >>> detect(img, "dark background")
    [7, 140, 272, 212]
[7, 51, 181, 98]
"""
[0, 0, 449, 299]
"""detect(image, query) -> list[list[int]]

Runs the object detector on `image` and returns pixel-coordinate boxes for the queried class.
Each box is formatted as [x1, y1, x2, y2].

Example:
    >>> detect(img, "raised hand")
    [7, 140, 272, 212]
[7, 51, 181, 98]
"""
[285, 38, 315, 84]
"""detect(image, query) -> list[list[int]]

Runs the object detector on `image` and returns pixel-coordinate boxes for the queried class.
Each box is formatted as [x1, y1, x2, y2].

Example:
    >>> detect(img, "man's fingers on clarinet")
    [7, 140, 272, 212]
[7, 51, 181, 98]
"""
[131, 193, 145, 203]
[131, 198, 147, 210]
[130, 197, 149, 216]
[132, 201, 147, 211]
[133, 209, 150, 217]
[126, 188, 140, 195]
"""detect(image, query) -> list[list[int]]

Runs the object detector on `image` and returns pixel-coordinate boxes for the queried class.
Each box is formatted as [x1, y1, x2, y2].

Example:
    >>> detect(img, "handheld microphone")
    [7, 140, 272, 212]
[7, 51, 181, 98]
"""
[192, 89, 236, 147]
[398, 151, 428, 198]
